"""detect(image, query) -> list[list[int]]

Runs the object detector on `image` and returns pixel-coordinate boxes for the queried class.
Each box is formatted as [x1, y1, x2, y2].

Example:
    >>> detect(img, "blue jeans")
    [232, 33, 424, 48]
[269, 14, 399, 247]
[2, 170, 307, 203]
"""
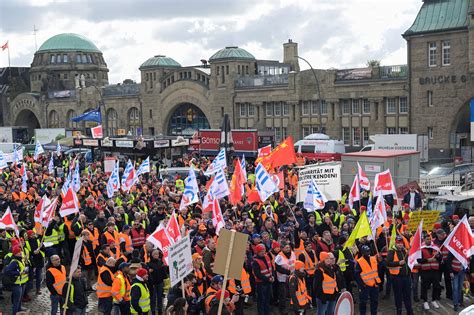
[150, 282, 164, 314]
[411, 272, 419, 298]
[316, 298, 336, 315]
[26, 266, 43, 294]
[359, 285, 379, 315]
[51, 294, 63, 315]
[256, 283, 272, 315]
[11, 284, 24, 315]
[452, 271, 465, 306]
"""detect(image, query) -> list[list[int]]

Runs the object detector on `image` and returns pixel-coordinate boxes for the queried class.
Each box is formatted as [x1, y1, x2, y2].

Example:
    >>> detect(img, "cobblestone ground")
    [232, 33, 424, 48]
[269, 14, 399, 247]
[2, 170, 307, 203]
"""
[0, 287, 472, 314]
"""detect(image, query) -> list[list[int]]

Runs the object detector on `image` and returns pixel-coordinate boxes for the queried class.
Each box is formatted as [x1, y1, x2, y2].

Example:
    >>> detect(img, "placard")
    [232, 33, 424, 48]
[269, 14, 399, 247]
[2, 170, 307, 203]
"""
[104, 157, 116, 175]
[407, 210, 442, 232]
[115, 140, 134, 148]
[296, 163, 342, 202]
[168, 235, 193, 287]
[213, 229, 249, 280]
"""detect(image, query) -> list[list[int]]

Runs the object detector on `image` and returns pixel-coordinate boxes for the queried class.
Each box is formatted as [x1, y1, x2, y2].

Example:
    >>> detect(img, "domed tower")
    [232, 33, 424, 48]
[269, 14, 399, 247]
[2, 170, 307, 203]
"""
[209, 46, 255, 88]
[139, 55, 181, 92]
[30, 33, 109, 92]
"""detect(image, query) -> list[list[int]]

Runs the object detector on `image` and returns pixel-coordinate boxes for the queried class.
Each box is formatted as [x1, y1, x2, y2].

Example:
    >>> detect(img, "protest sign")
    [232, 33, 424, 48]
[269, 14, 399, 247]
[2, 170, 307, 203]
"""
[168, 235, 193, 287]
[407, 210, 441, 232]
[297, 163, 342, 202]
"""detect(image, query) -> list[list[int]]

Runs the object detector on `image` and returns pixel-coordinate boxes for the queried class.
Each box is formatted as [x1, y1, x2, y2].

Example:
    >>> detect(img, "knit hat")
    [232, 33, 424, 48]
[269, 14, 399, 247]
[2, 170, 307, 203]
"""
[271, 241, 280, 250]
[26, 230, 35, 237]
[433, 223, 442, 230]
[319, 251, 329, 262]
[294, 260, 305, 271]
[452, 215, 459, 220]
[12, 246, 21, 256]
[192, 253, 202, 260]
[255, 244, 266, 253]
[136, 268, 148, 278]
[360, 206, 367, 211]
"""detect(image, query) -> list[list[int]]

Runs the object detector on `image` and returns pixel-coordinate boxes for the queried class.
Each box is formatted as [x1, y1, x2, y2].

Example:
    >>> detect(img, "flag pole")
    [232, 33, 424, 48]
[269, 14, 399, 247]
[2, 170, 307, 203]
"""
[7, 43, 11, 82]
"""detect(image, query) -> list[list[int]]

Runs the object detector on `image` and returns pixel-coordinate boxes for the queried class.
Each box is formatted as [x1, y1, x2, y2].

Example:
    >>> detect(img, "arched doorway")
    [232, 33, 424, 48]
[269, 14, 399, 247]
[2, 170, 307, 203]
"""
[15, 109, 41, 142]
[451, 101, 472, 163]
[167, 103, 210, 136]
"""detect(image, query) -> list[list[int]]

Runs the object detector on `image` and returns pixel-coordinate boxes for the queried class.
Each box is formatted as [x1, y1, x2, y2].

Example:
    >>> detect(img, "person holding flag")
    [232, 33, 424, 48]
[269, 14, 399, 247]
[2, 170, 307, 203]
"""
[417, 233, 442, 311]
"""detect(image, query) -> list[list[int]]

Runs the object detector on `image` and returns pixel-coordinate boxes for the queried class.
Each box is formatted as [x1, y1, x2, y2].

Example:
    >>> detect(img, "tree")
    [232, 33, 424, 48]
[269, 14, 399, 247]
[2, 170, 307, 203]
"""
[367, 60, 381, 68]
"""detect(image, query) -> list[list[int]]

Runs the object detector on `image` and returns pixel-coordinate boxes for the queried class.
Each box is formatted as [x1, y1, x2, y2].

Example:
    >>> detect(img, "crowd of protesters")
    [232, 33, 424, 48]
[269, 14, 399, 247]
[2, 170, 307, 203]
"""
[0, 150, 473, 315]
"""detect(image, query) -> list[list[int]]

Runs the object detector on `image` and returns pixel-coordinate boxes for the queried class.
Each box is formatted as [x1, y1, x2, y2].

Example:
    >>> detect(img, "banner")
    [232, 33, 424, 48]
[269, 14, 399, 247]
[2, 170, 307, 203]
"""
[407, 210, 441, 232]
[168, 235, 193, 287]
[297, 163, 342, 202]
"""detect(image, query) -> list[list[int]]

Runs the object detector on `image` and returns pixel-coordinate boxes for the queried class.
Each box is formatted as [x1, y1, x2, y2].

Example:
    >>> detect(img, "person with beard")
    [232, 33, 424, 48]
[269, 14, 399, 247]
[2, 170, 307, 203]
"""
[288, 260, 311, 314]
[314, 252, 342, 315]
[316, 230, 335, 260]
[275, 242, 296, 314]
[192, 236, 206, 255]
[97, 257, 117, 315]
[355, 245, 381, 315]
[298, 241, 317, 307]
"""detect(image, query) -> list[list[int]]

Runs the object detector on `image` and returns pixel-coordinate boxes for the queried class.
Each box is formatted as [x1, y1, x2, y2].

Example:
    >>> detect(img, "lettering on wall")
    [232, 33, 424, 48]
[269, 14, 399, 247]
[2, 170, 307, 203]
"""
[418, 75, 468, 85]
[13, 99, 37, 112]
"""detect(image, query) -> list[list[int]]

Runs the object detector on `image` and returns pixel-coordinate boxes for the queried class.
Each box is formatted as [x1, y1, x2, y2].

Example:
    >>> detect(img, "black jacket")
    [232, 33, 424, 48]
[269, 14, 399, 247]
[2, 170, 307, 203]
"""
[63, 277, 88, 311]
[386, 249, 410, 276]
[402, 192, 422, 209]
[130, 278, 150, 314]
[46, 265, 65, 296]
[147, 257, 167, 287]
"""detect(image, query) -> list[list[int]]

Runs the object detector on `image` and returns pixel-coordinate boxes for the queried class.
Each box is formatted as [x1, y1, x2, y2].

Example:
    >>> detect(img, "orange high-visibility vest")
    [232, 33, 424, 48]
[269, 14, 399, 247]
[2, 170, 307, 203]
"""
[82, 246, 92, 266]
[289, 275, 311, 306]
[194, 267, 206, 295]
[97, 266, 114, 298]
[119, 232, 133, 253]
[294, 239, 305, 259]
[111, 270, 131, 302]
[388, 251, 401, 276]
[357, 256, 381, 287]
[302, 250, 317, 276]
[321, 269, 337, 294]
[48, 266, 67, 295]
[228, 268, 251, 295]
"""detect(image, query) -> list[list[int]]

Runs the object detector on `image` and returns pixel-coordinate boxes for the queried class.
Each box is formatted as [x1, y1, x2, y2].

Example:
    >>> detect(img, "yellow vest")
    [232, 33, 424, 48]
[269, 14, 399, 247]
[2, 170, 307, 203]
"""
[130, 282, 151, 314]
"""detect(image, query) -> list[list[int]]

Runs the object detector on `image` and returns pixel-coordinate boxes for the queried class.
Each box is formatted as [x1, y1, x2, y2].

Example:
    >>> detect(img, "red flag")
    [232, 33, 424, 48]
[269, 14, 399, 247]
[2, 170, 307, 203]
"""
[42, 197, 59, 227]
[59, 187, 79, 217]
[0, 207, 19, 235]
[408, 220, 423, 270]
[257, 145, 272, 159]
[246, 185, 261, 204]
[348, 175, 360, 210]
[166, 211, 182, 243]
[35, 195, 51, 223]
[1, 41, 8, 51]
[91, 125, 103, 139]
[358, 162, 370, 191]
[229, 158, 246, 205]
[443, 216, 474, 268]
[259, 137, 297, 170]
[202, 189, 214, 213]
[147, 223, 172, 264]
[374, 169, 396, 196]
[212, 199, 225, 235]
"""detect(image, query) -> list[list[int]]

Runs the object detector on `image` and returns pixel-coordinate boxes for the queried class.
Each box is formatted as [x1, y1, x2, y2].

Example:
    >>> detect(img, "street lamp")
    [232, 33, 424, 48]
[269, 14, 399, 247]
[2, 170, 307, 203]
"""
[295, 55, 323, 133]
[220, 113, 234, 173]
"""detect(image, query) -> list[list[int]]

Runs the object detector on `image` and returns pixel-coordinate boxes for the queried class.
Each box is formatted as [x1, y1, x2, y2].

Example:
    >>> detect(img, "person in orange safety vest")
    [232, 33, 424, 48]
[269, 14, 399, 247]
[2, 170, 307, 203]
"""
[288, 260, 311, 314]
[355, 245, 381, 315]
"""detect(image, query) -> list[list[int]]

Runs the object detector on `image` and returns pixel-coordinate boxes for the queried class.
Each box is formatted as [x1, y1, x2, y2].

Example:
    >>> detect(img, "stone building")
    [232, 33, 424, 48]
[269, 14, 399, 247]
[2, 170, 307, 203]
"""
[2, 0, 473, 162]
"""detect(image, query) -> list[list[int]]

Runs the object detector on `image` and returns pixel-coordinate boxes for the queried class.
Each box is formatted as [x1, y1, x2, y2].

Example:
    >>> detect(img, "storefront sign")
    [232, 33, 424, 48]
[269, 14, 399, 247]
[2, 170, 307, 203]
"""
[364, 165, 381, 173]
[115, 140, 134, 148]
[74, 139, 82, 146]
[83, 139, 99, 146]
[199, 130, 258, 153]
[171, 138, 189, 147]
[154, 140, 170, 148]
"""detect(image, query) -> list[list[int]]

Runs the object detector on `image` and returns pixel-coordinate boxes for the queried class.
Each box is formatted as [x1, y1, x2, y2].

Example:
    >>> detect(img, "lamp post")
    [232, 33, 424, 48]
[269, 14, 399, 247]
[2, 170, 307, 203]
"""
[220, 113, 234, 173]
[296, 55, 323, 133]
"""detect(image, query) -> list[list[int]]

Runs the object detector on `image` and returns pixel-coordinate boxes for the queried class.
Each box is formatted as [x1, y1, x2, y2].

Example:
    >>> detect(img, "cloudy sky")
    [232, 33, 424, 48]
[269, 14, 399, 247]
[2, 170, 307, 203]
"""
[0, 0, 421, 84]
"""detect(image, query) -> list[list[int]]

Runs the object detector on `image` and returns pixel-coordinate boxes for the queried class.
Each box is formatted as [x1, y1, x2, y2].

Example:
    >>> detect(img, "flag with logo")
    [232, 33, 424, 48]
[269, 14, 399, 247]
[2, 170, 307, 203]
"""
[34, 140, 44, 160]
[358, 162, 370, 191]
[0, 207, 19, 236]
[107, 161, 120, 198]
[0, 151, 7, 170]
[374, 169, 397, 196]
[255, 163, 279, 202]
[179, 168, 200, 210]
[91, 125, 103, 139]
[304, 179, 328, 211]
[369, 191, 386, 235]
[56, 142, 61, 155]
[202, 188, 215, 213]
[48, 153, 54, 174]
[21, 164, 27, 193]
[344, 211, 371, 250]
[205, 148, 227, 175]
[348, 175, 360, 210]
[166, 211, 182, 243]
[35, 195, 51, 224]
[71, 162, 81, 192]
[212, 199, 225, 235]
[257, 145, 272, 159]
[442, 215, 474, 268]
[136, 156, 150, 177]
[408, 220, 423, 270]
[13, 146, 22, 164]
[59, 187, 79, 217]
[147, 223, 172, 264]
[209, 167, 230, 199]
[41, 197, 58, 228]
[229, 158, 247, 205]
[258, 137, 297, 170]
[61, 171, 71, 196]
[121, 159, 136, 192]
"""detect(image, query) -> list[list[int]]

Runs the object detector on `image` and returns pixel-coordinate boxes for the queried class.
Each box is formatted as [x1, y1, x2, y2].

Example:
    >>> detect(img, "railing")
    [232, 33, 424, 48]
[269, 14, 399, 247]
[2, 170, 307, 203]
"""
[379, 65, 408, 79]
[235, 74, 289, 89]
[335, 65, 407, 81]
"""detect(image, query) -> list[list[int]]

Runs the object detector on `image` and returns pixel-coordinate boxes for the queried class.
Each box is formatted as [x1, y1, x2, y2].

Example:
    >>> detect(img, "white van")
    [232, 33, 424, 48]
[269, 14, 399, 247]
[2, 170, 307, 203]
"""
[294, 133, 345, 161]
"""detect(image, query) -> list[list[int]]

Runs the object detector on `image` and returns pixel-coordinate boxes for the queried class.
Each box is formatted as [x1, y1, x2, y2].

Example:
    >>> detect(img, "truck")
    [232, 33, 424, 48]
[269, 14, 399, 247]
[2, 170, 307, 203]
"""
[294, 133, 345, 162]
[360, 134, 429, 162]
[34, 128, 66, 144]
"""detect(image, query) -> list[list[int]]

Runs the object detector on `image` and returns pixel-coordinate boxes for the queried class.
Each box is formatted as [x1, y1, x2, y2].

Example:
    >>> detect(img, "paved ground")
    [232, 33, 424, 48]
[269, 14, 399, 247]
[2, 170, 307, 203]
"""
[0, 286, 472, 314]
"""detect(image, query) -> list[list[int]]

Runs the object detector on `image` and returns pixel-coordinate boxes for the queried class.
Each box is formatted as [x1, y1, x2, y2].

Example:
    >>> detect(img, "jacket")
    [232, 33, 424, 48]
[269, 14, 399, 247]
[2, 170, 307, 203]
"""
[63, 277, 88, 312]
[402, 192, 422, 209]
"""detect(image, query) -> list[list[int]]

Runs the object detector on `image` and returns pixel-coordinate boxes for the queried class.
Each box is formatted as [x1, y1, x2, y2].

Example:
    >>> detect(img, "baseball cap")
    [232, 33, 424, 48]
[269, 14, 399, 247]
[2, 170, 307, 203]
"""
[211, 275, 224, 283]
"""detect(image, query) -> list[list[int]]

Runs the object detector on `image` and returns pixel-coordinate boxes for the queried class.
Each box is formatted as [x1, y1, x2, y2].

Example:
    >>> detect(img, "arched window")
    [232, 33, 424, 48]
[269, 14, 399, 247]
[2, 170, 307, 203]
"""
[106, 108, 118, 136]
[66, 110, 78, 129]
[49, 110, 59, 128]
[167, 103, 210, 136]
[128, 107, 141, 135]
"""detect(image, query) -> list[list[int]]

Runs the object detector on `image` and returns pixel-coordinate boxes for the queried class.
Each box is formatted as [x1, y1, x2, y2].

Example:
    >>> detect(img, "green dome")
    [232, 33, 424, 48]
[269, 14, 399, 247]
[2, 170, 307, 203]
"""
[209, 46, 255, 62]
[140, 55, 181, 69]
[37, 33, 101, 53]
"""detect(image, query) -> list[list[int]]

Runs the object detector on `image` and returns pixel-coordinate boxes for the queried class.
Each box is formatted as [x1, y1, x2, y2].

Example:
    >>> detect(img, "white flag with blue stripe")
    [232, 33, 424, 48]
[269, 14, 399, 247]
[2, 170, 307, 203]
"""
[303, 179, 328, 211]
[107, 161, 121, 198]
[0, 151, 7, 170]
[121, 159, 134, 187]
[13, 145, 22, 164]
[62, 171, 71, 196]
[21, 167, 27, 193]
[56, 142, 61, 155]
[136, 157, 150, 177]
[240, 155, 247, 179]
[209, 167, 230, 199]
[179, 168, 200, 210]
[205, 148, 227, 175]
[255, 163, 279, 202]
[72, 162, 81, 192]
[34, 141, 44, 160]
[48, 153, 54, 174]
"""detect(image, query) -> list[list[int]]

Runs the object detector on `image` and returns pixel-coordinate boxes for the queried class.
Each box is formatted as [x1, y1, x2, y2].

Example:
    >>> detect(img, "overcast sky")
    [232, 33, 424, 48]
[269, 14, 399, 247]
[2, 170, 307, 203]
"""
[0, 0, 421, 84]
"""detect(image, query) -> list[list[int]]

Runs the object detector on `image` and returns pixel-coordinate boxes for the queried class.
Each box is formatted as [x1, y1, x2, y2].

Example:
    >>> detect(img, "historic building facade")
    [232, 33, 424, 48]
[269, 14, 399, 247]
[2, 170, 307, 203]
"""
[2, 0, 473, 162]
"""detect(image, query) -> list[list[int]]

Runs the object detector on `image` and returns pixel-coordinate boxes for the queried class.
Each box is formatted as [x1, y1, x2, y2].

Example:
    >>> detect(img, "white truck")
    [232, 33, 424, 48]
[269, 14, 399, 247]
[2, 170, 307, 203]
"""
[34, 128, 66, 144]
[361, 134, 429, 162]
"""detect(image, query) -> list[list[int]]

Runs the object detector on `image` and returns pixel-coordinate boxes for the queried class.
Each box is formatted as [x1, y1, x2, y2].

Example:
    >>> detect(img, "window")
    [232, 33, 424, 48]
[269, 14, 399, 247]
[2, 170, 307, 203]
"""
[265, 103, 273, 116]
[106, 109, 118, 136]
[221, 66, 225, 84]
[87, 55, 92, 63]
[311, 126, 319, 134]
[81, 55, 87, 63]
[342, 99, 350, 115]
[302, 101, 310, 116]
[149, 127, 155, 136]
[63, 54, 68, 63]
[362, 128, 369, 145]
[216, 66, 220, 75]
[428, 91, 433, 107]
[352, 99, 360, 114]
[240, 103, 247, 117]
[56, 55, 62, 63]
[146, 73, 149, 81]
[149, 109, 153, 119]
[237, 65, 241, 75]
[66, 110, 78, 129]
[442, 40, 450, 66]
[76, 54, 81, 63]
[283, 103, 289, 116]
[282, 127, 287, 140]
[153, 72, 156, 81]
[386, 98, 397, 114]
[246, 65, 249, 75]
[428, 127, 433, 139]
[363, 99, 370, 114]
[311, 101, 319, 115]
[321, 100, 328, 115]
[49, 110, 59, 128]
[63, 73, 68, 80]
[274, 102, 281, 116]
[51, 55, 56, 63]
[352, 128, 361, 146]
[128, 107, 140, 136]
[428, 42, 437, 67]
[275, 127, 282, 143]
[386, 127, 397, 134]
[399, 97, 408, 113]
[248, 104, 255, 116]
[226, 65, 229, 75]
[342, 128, 350, 145]
[399, 127, 409, 134]
[303, 126, 311, 138]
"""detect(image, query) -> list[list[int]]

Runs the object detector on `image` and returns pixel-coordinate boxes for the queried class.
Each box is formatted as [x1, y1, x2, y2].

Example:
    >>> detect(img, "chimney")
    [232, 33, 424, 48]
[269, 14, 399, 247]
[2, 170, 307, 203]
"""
[283, 39, 300, 72]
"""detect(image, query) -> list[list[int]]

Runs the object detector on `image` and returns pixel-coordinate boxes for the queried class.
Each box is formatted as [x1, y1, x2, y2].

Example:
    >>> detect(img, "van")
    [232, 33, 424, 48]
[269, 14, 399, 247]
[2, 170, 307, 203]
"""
[294, 133, 345, 161]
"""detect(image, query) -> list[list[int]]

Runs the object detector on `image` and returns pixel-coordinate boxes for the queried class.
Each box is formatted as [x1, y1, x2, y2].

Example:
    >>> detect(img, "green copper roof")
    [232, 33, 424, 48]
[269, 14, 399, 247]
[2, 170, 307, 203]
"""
[404, 0, 469, 36]
[209, 46, 255, 62]
[38, 33, 101, 53]
[140, 55, 181, 69]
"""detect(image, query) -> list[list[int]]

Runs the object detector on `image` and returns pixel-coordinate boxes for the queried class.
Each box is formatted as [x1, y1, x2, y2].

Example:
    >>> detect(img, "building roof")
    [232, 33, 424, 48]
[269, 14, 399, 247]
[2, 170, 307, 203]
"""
[343, 150, 419, 158]
[404, 0, 470, 36]
[140, 55, 181, 69]
[209, 46, 255, 62]
[37, 33, 101, 53]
